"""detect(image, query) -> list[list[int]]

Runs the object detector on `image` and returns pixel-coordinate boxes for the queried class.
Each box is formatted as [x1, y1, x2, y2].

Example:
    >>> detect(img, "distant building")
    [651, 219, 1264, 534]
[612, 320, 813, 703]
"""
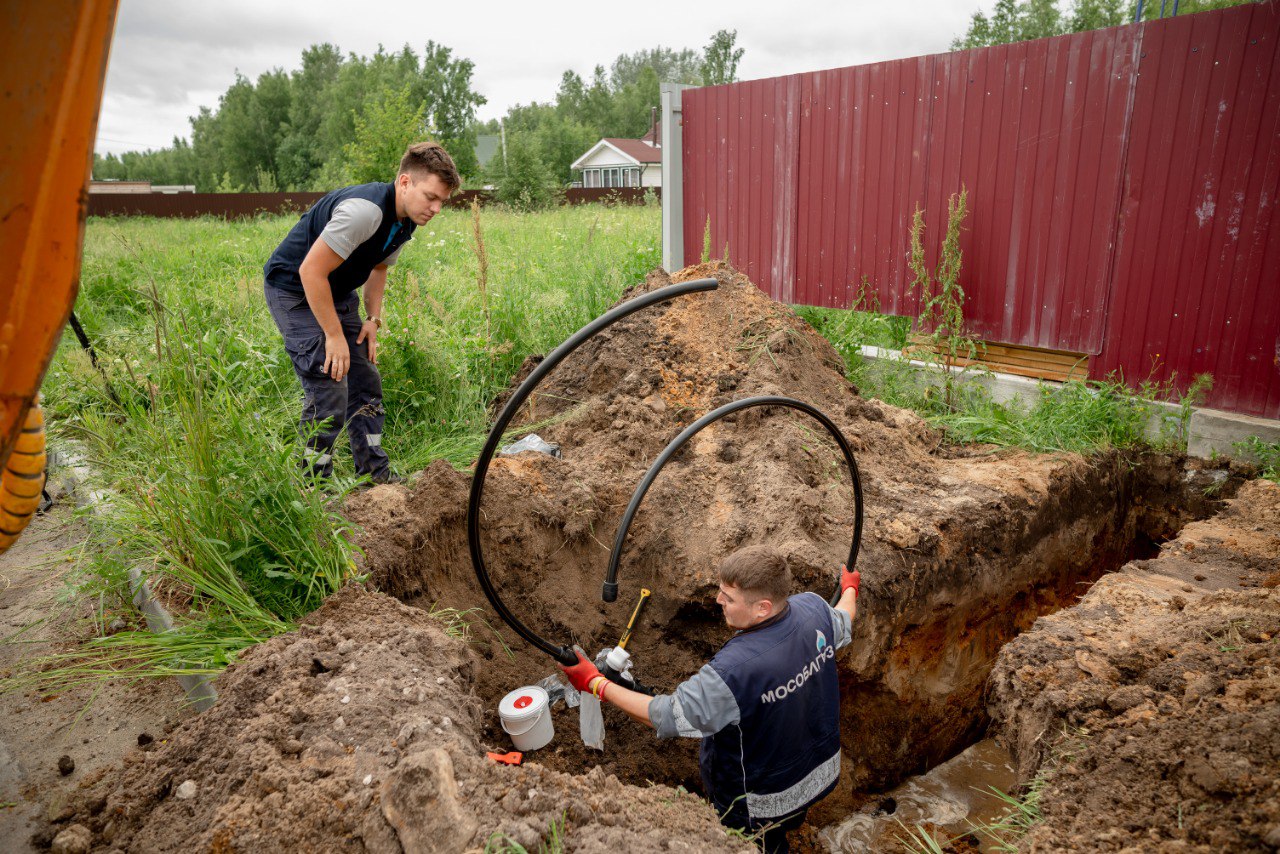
[88, 181, 195, 194]
[88, 180, 151, 194]
[571, 136, 661, 189]
[571, 111, 662, 189]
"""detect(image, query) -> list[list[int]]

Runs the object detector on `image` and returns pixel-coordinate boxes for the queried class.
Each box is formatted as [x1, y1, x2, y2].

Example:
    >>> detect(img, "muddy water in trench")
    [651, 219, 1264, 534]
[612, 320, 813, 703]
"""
[820, 739, 1019, 852]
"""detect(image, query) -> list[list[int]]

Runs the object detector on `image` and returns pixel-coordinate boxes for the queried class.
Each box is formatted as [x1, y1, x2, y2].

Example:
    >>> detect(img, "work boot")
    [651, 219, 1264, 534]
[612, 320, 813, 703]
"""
[367, 471, 407, 486]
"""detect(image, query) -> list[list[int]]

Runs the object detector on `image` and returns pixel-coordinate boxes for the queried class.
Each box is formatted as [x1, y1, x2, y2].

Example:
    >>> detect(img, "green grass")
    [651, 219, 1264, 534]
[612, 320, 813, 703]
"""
[806, 302, 1214, 455]
[20, 201, 660, 686]
[1235, 437, 1280, 483]
[484, 812, 566, 853]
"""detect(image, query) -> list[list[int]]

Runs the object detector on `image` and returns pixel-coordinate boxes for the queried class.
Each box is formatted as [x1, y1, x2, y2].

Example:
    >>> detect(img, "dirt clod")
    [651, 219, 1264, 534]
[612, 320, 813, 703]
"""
[50, 824, 91, 854]
[56, 756, 74, 776]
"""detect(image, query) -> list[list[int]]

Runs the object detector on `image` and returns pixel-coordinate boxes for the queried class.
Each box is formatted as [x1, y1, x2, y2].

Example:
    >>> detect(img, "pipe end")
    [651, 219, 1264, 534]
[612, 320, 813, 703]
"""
[602, 581, 618, 603]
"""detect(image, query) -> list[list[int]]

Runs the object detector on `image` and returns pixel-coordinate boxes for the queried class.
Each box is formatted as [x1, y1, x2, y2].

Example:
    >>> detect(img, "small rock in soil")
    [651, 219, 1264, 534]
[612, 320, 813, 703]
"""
[174, 780, 197, 800]
[50, 823, 91, 854]
[57, 754, 75, 775]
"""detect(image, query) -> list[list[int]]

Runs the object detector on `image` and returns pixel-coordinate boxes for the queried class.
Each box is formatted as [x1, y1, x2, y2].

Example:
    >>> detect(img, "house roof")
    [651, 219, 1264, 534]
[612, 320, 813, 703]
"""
[571, 138, 662, 170]
[604, 138, 661, 163]
[641, 120, 661, 146]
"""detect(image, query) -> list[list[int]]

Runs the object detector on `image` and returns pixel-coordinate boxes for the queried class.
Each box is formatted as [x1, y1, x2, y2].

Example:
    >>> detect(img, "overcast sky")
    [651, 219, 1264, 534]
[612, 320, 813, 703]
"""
[95, 0, 991, 156]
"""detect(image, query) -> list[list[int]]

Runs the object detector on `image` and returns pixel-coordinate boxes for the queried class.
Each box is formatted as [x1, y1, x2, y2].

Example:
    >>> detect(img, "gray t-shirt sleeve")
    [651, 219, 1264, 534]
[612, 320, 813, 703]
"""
[318, 198, 383, 259]
[649, 664, 740, 739]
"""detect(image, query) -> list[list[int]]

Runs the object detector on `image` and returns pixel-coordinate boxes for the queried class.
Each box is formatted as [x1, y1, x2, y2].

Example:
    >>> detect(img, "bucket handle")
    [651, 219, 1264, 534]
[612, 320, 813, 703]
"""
[501, 708, 546, 738]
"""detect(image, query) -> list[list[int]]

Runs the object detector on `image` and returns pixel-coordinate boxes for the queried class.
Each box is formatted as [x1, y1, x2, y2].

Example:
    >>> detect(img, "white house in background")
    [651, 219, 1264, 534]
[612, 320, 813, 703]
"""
[571, 135, 662, 188]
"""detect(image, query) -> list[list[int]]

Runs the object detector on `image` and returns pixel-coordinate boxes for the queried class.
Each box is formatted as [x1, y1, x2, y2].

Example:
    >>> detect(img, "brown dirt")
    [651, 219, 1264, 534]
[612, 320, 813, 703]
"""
[52, 586, 750, 853]
[987, 478, 1280, 852]
[345, 262, 1240, 823]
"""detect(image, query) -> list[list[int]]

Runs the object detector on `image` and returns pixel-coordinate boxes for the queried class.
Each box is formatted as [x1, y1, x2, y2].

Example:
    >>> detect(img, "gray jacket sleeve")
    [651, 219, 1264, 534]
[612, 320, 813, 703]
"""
[649, 664, 740, 739]
[831, 602, 853, 650]
[318, 198, 383, 259]
[799, 591, 852, 650]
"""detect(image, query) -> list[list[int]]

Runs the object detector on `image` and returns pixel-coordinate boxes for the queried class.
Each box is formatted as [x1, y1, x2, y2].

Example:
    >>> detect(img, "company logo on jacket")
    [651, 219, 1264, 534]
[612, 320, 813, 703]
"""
[760, 639, 836, 704]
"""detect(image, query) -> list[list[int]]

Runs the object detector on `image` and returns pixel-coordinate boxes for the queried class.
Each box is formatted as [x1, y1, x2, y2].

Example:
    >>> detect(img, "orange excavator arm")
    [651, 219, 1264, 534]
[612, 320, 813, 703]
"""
[0, 0, 119, 553]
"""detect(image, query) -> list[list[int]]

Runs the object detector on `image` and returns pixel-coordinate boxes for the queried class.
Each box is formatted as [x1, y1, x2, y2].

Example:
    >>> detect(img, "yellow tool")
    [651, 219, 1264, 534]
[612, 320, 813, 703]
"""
[616, 588, 651, 651]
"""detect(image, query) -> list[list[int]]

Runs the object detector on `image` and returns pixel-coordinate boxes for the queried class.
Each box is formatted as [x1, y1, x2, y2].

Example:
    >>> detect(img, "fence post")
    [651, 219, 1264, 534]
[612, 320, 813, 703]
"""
[661, 83, 688, 273]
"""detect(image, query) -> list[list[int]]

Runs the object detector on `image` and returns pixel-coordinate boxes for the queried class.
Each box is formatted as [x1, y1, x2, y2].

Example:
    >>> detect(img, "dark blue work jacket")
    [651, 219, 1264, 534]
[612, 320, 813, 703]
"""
[701, 592, 843, 822]
[263, 182, 413, 302]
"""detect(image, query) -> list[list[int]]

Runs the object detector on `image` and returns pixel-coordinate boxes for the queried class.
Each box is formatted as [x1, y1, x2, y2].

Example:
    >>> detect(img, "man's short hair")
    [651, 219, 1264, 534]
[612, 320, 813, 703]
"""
[399, 142, 461, 191]
[718, 545, 792, 604]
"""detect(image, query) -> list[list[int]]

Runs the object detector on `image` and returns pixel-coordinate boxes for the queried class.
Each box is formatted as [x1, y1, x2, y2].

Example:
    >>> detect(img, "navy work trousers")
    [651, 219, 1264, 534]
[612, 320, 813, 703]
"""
[264, 284, 390, 480]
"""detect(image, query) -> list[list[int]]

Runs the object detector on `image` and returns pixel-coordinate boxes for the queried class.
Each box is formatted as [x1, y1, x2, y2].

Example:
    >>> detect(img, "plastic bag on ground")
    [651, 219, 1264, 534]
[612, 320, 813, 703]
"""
[499, 433, 561, 458]
[536, 675, 568, 707]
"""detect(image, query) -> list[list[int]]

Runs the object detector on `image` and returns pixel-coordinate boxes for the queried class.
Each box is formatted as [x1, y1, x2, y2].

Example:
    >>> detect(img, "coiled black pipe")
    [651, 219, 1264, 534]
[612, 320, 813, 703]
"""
[467, 278, 719, 666]
[604, 396, 863, 606]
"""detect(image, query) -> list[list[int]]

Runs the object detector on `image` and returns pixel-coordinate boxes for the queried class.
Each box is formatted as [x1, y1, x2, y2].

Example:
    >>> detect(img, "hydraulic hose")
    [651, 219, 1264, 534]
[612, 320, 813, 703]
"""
[467, 278, 719, 666]
[604, 396, 863, 606]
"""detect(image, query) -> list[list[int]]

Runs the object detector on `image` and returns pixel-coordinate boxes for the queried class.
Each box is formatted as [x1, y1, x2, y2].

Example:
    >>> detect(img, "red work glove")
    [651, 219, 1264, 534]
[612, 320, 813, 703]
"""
[559, 649, 604, 693]
[840, 565, 860, 597]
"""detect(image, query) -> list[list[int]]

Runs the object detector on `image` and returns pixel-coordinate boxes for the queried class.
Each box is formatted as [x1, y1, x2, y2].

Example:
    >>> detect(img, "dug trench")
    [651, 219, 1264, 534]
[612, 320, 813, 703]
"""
[44, 263, 1258, 852]
[345, 265, 1246, 829]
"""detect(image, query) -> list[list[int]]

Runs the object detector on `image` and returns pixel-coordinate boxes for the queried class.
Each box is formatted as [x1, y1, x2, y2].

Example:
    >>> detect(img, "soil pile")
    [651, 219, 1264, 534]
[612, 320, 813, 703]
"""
[987, 478, 1280, 851]
[347, 262, 1234, 802]
[53, 587, 749, 853]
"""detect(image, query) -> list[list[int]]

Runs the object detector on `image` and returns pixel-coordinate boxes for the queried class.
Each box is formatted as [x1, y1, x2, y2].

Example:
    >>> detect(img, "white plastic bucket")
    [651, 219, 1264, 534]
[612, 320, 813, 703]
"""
[498, 685, 554, 751]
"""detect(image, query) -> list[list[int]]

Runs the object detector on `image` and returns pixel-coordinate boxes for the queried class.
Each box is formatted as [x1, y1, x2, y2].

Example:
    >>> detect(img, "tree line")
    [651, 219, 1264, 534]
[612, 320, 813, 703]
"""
[92, 30, 744, 202]
[952, 0, 1255, 49]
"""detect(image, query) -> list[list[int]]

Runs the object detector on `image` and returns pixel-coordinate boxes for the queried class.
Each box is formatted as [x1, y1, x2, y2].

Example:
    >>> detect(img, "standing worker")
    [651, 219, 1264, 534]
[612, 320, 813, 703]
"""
[263, 142, 459, 484]
[561, 545, 860, 853]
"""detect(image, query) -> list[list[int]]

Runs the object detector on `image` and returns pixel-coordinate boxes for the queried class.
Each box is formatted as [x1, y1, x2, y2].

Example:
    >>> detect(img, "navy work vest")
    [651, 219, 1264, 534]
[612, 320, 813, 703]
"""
[263, 182, 413, 301]
[700, 592, 842, 823]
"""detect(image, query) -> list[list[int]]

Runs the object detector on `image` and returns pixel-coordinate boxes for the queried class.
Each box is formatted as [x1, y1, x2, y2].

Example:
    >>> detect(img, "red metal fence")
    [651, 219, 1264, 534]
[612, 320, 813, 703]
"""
[681, 4, 1280, 418]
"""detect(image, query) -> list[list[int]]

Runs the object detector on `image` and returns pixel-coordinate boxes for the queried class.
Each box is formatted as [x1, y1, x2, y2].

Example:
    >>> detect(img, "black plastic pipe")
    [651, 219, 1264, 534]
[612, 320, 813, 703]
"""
[467, 278, 719, 666]
[604, 396, 863, 606]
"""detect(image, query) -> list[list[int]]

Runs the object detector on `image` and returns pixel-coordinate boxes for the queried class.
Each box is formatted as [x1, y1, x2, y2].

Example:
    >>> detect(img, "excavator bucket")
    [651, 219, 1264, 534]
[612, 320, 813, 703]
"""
[0, 0, 119, 553]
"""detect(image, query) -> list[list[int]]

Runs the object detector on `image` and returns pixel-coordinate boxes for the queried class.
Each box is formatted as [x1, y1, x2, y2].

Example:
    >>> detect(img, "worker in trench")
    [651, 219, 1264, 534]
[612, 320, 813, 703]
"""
[262, 142, 459, 484]
[561, 545, 860, 853]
